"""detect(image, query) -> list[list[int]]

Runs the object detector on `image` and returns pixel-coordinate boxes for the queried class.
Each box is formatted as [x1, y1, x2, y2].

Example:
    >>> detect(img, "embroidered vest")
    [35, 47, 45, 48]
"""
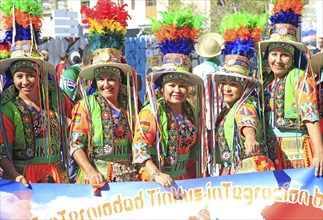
[265, 68, 306, 130]
[81, 93, 135, 160]
[216, 98, 264, 165]
[142, 99, 199, 177]
[1, 82, 61, 161]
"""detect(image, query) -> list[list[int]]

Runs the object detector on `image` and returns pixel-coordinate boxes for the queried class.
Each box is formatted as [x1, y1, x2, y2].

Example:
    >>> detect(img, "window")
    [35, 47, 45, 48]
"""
[81, 0, 90, 7]
[42, 0, 51, 11]
[146, 0, 156, 7]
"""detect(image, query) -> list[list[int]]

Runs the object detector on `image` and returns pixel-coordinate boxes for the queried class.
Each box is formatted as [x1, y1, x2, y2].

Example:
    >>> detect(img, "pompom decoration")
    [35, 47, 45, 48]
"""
[270, 0, 305, 28]
[220, 12, 266, 59]
[0, 0, 43, 44]
[150, 8, 205, 56]
[0, 40, 11, 59]
[81, 0, 131, 52]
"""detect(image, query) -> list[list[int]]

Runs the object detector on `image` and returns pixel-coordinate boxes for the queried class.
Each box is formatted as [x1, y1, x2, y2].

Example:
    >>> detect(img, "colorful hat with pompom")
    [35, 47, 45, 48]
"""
[0, 0, 55, 75]
[79, 0, 132, 81]
[258, 0, 308, 54]
[0, 40, 11, 60]
[215, 12, 266, 83]
[149, 8, 204, 86]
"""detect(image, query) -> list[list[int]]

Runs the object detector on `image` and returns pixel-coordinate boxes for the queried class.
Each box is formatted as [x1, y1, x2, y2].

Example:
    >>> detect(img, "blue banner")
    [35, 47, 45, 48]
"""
[0, 167, 322, 219]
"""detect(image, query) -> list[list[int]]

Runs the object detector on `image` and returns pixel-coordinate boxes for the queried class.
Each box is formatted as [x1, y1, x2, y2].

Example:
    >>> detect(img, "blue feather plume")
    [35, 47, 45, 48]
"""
[159, 38, 195, 56]
[5, 24, 41, 45]
[270, 9, 302, 28]
[222, 38, 256, 59]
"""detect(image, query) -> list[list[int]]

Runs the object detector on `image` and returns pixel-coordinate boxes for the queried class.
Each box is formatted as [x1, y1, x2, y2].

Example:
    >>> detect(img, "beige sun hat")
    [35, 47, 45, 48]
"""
[195, 32, 224, 58]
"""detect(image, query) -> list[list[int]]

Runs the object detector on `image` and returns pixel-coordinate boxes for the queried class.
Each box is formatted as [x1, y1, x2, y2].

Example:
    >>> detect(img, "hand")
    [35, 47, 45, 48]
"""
[155, 172, 174, 188]
[313, 150, 323, 177]
[244, 136, 260, 157]
[15, 175, 29, 187]
[85, 169, 104, 185]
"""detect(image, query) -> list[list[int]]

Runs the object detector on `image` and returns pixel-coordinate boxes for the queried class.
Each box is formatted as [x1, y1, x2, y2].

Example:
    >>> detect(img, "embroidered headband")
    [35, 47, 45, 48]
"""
[161, 72, 189, 86]
[220, 75, 245, 88]
[94, 66, 121, 80]
[10, 60, 39, 75]
[268, 42, 295, 56]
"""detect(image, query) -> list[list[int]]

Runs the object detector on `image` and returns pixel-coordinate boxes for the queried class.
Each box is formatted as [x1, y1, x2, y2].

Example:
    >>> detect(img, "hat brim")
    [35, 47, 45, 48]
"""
[310, 52, 323, 74]
[195, 33, 224, 58]
[258, 40, 308, 54]
[212, 70, 259, 84]
[79, 63, 133, 80]
[147, 68, 203, 86]
[0, 57, 55, 76]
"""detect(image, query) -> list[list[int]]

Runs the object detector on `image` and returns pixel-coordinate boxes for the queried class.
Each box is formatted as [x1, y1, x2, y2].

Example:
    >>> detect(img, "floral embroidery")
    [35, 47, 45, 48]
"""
[12, 96, 60, 160]
[264, 77, 306, 130]
[162, 101, 196, 166]
[93, 93, 130, 159]
[300, 103, 319, 122]
[237, 116, 256, 130]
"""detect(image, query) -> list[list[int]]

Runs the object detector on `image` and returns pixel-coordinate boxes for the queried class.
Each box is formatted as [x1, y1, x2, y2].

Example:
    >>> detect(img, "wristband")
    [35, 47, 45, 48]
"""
[151, 169, 160, 182]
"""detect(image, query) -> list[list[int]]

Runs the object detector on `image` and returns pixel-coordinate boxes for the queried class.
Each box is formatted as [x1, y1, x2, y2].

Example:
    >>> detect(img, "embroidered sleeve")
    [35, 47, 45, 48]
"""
[0, 115, 14, 159]
[132, 109, 157, 164]
[235, 102, 257, 137]
[69, 102, 90, 156]
[297, 75, 319, 122]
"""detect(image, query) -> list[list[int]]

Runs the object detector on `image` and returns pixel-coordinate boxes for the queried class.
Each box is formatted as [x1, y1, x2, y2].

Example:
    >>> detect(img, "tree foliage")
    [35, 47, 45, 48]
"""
[167, 0, 271, 36]
[210, 0, 270, 34]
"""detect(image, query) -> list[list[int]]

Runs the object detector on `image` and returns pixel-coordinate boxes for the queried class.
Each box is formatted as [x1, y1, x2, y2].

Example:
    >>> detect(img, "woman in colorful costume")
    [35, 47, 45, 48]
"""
[132, 9, 206, 188]
[310, 52, 323, 135]
[258, 0, 323, 176]
[69, 0, 141, 185]
[214, 13, 275, 175]
[0, 0, 71, 185]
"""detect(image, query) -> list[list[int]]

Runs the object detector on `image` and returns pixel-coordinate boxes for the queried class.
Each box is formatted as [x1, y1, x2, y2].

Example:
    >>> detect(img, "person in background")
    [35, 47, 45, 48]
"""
[315, 37, 323, 54]
[258, 0, 323, 176]
[61, 45, 93, 183]
[60, 51, 82, 103]
[40, 49, 49, 62]
[0, 0, 71, 185]
[193, 32, 224, 176]
[132, 9, 206, 188]
[56, 53, 68, 83]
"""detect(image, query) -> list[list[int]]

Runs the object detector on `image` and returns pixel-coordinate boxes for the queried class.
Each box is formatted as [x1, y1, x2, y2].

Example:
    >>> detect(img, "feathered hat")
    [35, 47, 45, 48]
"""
[79, 0, 132, 81]
[258, 0, 307, 54]
[0, 0, 55, 75]
[149, 8, 204, 86]
[215, 12, 266, 83]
